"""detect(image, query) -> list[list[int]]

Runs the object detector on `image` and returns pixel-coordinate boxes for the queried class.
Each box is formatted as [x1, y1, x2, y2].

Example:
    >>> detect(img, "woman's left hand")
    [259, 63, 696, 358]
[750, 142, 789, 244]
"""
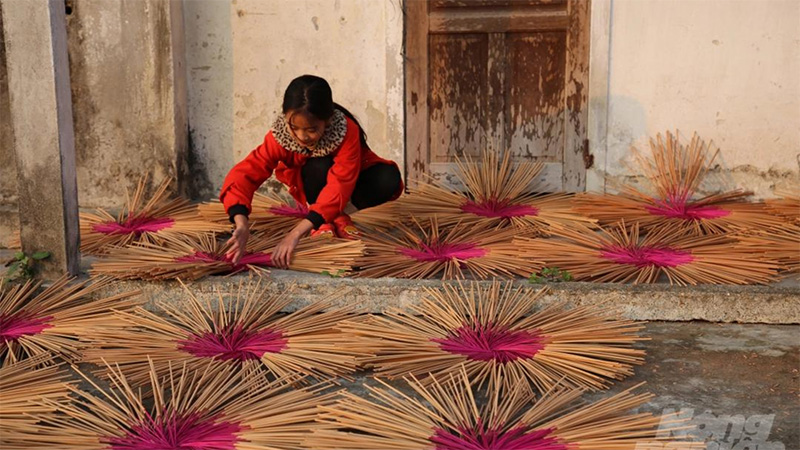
[271, 219, 314, 269]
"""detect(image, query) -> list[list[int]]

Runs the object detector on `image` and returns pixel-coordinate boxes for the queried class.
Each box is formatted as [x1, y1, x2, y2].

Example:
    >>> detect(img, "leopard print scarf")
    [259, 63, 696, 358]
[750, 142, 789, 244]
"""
[270, 109, 348, 157]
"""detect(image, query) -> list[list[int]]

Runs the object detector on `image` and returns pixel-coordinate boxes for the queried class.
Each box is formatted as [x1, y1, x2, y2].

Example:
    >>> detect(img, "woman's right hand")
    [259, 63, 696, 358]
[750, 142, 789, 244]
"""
[225, 215, 250, 265]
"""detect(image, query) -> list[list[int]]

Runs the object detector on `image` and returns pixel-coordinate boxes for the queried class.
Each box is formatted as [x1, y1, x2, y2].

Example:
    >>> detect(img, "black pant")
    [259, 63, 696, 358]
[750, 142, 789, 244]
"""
[301, 154, 402, 210]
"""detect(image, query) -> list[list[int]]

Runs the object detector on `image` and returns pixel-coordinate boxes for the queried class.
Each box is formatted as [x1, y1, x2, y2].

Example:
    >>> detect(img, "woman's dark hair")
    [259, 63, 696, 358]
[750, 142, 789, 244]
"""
[282, 74, 368, 148]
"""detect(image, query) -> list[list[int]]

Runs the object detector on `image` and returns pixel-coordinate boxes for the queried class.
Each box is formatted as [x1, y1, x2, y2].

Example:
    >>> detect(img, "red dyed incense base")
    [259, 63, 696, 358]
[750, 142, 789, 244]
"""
[644, 194, 731, 221]
[599, 245, 694, 268]
[92, 216, 176, 236]
[267, 203, 309, 218]
[106, 410, 246, 450]
[0, 312, 53, 344]
[433, 324, 545, 364]
[431, 424, 565, 450]
[461, 199, 539, 219]
[398, 241, 488, 262]
[175, 251, 273, 273]
[177, 325, 288, 362]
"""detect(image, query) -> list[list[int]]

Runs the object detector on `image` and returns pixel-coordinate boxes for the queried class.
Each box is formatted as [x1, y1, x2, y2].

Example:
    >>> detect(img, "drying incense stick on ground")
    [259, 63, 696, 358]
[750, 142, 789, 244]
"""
[737, 223, 800, 277]
[0, 354, 74, 450]
[401, 150, 594, 235]
[516, 221, 779, 285]
[90, 231, 364, 280]
[199, 191, 311, 236]
[343, 280, 645, 394]
[82, 280, 363, 386]
[357, 217, 542, 279]
[574, 131, 785, 235]
[17, 359, 336, 450]
[0, 276, 142, 365]
[200, 190, 400, 236]
[307, 368, 702, 450]
[80, 176, 228, 255]
[765, 188, 800, 224]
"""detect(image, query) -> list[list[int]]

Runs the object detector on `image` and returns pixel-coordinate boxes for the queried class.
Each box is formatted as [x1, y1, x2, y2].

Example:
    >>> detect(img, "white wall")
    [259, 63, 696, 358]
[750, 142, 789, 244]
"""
[589, 0, 800, 198]
[184, 0, 404, 199]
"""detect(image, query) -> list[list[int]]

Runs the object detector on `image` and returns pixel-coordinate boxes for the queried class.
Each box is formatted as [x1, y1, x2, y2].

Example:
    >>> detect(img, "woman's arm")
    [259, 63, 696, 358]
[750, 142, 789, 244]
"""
[270, 218, 315, 269]
[220, 133, 282, 264]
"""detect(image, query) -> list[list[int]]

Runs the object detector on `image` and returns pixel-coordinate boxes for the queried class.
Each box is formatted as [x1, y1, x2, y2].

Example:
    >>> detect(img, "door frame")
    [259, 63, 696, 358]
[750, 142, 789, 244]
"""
[403, 0, 595, 192]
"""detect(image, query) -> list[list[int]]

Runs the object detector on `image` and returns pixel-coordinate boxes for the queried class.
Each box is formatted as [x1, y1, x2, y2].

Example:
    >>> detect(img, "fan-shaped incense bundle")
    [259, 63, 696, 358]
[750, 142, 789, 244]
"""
[308, 368, 701, 450]
[0, 276, 141, 365]
[81, 177, 227, 255]
[574, 131, 783, 235]
[515, 221, 779, 285]
[90, 232, 364, 280]
[402, 150, 593, 235]
[83, 280, 362, 385]
[343, 281, 645, 394]
[358, 218, 542, 279]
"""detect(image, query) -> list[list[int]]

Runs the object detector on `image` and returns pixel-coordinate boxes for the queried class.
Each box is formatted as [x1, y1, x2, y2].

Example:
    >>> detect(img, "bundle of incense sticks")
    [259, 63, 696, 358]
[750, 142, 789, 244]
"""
[342, 281, 645, 394]
[765, 188, 800, 224]
[574, 131, 784, 235]
[82, 280, 363, 385]
[80, 176, 227, 255]
[0, 354, 74, 450]
[737, 223, 800, 276]
[90, 232, 364, 280]
[16, 360, 337, 450]
[0, 276, 141, 365]
[357, 217, 542, 279]
[401, 150, 594, 235]
[307, 368, 702, 450]
[199, 190, 400, 235]
[198, 191, 310, 236]
[515, 221, 779, 285]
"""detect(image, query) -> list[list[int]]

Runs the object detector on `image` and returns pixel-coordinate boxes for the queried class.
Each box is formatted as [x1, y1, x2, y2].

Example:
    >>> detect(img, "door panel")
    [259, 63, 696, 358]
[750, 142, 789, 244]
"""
[405, 0, 591, 192]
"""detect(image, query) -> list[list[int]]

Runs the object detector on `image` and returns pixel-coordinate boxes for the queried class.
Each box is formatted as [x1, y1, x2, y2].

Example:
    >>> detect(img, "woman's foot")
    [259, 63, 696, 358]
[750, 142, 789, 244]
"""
[310, 223, 335, 239]
[333, 214, 361, 240]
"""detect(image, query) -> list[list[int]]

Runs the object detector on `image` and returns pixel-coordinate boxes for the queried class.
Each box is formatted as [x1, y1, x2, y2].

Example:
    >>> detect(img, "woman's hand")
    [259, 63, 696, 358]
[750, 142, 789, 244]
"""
[225, 215, 250, 265]
[271, 219, 314, 269]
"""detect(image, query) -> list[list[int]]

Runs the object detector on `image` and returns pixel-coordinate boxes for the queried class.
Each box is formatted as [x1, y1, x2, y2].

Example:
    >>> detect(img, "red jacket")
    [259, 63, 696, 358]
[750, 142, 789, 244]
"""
[220, 116, 400, 227]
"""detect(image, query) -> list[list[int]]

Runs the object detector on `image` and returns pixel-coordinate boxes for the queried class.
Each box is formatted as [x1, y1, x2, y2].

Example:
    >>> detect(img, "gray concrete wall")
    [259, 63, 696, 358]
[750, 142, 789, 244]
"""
[65, 0, 187, 208]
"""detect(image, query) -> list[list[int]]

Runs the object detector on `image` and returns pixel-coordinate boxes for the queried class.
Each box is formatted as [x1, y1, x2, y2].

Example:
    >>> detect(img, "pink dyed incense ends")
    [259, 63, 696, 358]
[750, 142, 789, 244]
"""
[199, 191, 310, 236]
[13, 360, 336, 450]
[82, 280, 362, 386]
[80, 176, 228, 255]
[342, 281, 645, 394]
[401, 150, 594, 235]
[358, 218, 541, 280]
[0, 276, 141, 365]
[307, 368, 702, 450]
[574, 131, 785, 235]
[516, 221, 780, 285]
[90, 232, 364, 281]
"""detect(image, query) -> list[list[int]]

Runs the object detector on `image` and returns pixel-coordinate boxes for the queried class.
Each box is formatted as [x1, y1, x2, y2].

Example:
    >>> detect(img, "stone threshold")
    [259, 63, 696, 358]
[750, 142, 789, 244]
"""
[88, 270, 800, 324]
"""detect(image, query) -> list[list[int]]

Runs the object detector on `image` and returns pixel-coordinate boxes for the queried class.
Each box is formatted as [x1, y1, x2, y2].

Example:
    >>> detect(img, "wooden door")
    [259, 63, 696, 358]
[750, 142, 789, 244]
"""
[405, 0, 591, 192]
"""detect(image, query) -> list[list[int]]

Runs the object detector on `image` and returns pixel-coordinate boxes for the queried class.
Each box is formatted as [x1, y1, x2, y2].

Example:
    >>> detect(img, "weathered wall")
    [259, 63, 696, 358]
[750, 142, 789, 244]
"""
[185, 0, 405, 199]
[588, 0, 800, 198]
[0, 3, 19, 248]
[0, 4, 17, 205]
[66, 0, 187, 208]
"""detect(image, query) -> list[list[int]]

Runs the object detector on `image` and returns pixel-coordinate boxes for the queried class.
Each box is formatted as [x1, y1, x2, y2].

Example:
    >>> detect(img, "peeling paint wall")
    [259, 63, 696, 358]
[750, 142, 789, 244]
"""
[588, 0, 800, 198]
[185, 0, 405, 198]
